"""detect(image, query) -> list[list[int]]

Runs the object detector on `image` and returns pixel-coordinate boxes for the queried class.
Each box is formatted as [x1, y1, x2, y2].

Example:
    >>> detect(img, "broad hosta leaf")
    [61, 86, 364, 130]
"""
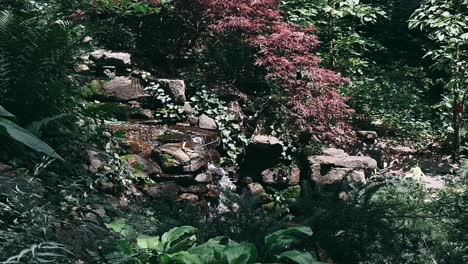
[0, 105, 14, 118]
[265, 226, 312, 248]
[164, 251, 204, 264]
[278, 250, 324, 264]
[0, 118, 63, 160]
[137, 234, 163, 251]
[224, 242, 257, 264]
[161, 226, 197, 249]
[105, 218, 134, 238]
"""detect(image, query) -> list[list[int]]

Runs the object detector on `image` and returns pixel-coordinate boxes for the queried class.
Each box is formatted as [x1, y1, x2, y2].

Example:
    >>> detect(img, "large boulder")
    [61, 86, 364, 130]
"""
[89, 50, 131, 68]
[242, 135, 283, 176]
[151, 141, 208, 173]
[101, 76, 149, 102]
[157, 79, 186, 104]
[308, 148, 377, 186]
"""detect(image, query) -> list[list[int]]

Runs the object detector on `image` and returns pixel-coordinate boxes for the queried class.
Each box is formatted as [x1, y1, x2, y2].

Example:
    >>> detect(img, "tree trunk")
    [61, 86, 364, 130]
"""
[453, 94, 462, 160]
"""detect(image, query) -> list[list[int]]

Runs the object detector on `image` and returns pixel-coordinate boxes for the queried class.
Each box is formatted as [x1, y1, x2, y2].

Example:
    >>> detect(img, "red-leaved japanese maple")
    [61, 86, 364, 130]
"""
[196, 0, 353, 142]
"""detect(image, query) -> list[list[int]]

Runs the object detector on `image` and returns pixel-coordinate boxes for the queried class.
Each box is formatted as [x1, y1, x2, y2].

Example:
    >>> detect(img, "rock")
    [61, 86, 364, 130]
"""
[122, 155, 161, 178]
[180, 184, 208, 194]
[308, 149, 377, 186]
[347, 170, 366, 184]
[247, 182, 265, 194]
[0, 163, 12, 173]
[131, 109, 154, 119]
[87, 149, 111, 173]
[157, 79, 186, 104]
[89, 50, 131, 68]
[183, 102, 196, 114]
[143, 182, 179, 199]
[251, 134, 281, 146]
[152, 141, 208, 173]
[188, 116, 199, 126]
[242, 135, 283, 175]
[289, 166, 301, 185]
[194, 172, 213, 183]
[55, 222, 109, 263]
[177, 193, 199, 202]
[198, 114, 217, 130]
[356, 131, 378, 142]
[261, 167, 289, 185]
[261, 166, 300, 186]
[322, 148, 348, 157]
[75, 64, 90, 73]
[102, 76, 149, 102]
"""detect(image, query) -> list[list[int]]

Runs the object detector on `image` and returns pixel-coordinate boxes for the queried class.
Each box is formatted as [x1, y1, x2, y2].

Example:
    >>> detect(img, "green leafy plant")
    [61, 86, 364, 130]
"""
[0, 105, 63, 160]
[409, 0, 468, 156]
[102, 223, 323, 264]
[190, 90, 247, 165]
[92, 0, 167, 16]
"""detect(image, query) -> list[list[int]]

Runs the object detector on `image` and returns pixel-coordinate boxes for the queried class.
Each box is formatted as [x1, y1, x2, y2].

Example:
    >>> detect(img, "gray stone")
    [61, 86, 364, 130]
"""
[152, 141, 208, 173]
[194, 172, 213, 183]
[177, 193, 199, 202]
[322, 148, 348, 157]
[198, 114, 217, 130]
[123, 155, 161, 178]
[157, 79, 186, 104]
[102, 76, 149, 102]
[183, 102, 196, 114]
[308, 149, 377, 186]
[143, 182, 179, 198]
[87, 149, 111, 173]
[90, 50, 131, 67]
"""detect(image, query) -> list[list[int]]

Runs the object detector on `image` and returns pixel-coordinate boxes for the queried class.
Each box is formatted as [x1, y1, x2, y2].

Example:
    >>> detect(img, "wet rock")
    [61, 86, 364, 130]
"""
[198, 114, 217, 130]
[152, 173, 194, 183]
[157, 126, 219, 147]
[143, 182, 179, 199]
[157, 79, 186, 104]
[152, 141, 208, 173]
[102, 76, 149, 102]
[247, 182, 265, 194]
[87, 149, 111, 173]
